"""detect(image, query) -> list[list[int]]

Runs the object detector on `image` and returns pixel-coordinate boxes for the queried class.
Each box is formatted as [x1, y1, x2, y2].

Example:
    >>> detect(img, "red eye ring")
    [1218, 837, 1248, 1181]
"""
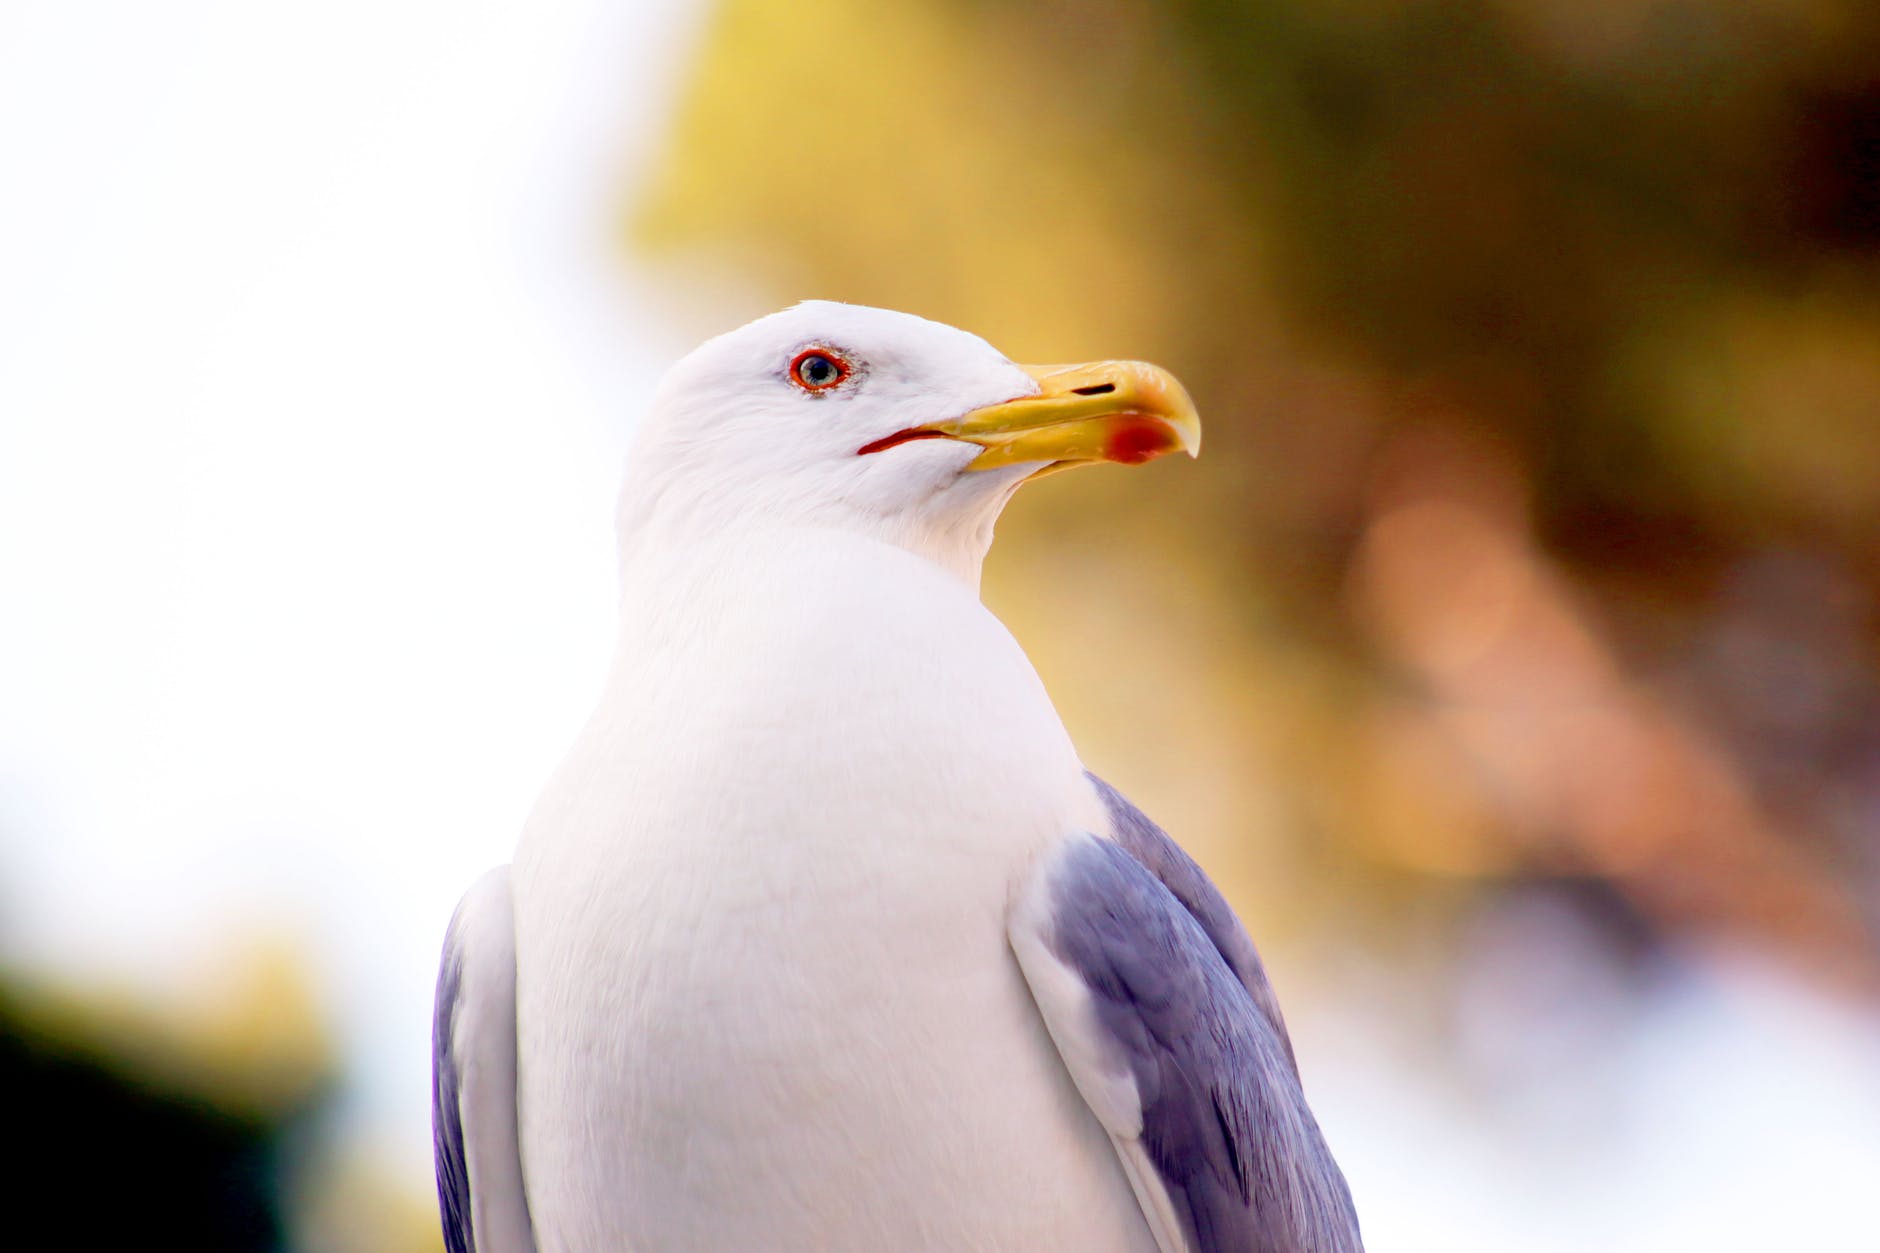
[789, 347, 852, 392]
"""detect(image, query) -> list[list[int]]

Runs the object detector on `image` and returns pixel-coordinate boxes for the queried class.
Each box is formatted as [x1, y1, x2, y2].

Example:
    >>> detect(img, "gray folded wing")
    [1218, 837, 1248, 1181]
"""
[1009, 777, 1361, 1253]
[433, 865, 536, 1253]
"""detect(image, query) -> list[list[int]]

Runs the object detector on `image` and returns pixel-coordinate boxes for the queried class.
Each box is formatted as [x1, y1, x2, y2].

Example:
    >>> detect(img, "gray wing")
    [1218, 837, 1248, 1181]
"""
[433, 866, 537, 1253]
[1008, 777, 1361, 1253]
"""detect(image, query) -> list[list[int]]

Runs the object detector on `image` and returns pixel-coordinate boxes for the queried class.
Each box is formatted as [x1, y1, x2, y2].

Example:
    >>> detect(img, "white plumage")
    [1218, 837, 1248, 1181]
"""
[433, 302, 1360, 1253]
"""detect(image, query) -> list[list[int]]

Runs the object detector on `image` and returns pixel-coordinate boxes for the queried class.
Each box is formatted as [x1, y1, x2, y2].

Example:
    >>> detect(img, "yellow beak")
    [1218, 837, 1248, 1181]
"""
[917, 361, 1201, 473]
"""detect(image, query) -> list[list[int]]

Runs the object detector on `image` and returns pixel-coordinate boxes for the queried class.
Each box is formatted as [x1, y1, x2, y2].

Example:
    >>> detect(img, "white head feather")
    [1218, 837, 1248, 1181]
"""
[618, 301, 1045, 585]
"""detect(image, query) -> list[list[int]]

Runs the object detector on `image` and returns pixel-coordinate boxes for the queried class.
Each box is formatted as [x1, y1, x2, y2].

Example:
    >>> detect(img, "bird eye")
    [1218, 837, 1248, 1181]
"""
[789, 348, 851, 392]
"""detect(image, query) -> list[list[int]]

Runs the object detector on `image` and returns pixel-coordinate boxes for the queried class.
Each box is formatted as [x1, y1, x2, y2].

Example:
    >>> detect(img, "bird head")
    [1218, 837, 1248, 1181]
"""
[619, 301, 1200, 580]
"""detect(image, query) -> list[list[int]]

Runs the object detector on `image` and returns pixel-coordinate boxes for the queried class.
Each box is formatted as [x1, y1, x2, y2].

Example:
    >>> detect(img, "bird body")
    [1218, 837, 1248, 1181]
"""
[511, 524, 1153, 1250]
[433, 302, 1360, 1253]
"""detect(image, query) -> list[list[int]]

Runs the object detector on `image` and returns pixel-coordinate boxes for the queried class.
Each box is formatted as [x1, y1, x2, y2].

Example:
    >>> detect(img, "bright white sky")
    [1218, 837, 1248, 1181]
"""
[2, 3, 1877, 1249]
[0, 0, 697, 1182]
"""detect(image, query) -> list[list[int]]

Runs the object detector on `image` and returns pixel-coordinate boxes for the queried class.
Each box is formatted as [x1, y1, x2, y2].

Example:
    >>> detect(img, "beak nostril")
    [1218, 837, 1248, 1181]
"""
[1069, 383, 1116, 396]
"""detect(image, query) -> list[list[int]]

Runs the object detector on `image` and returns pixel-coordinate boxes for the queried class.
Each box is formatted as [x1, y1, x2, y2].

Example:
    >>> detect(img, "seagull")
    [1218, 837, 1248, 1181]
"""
[433, 301, 1362, 1252]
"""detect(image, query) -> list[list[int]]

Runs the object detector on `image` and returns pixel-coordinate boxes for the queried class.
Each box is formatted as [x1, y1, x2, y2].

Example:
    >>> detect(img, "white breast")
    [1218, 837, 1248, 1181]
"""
[510, 527, 1154, 1252]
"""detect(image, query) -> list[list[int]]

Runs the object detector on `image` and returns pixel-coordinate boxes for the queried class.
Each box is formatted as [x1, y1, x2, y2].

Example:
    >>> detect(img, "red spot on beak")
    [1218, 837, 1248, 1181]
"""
[1106, 417, 1175, 465]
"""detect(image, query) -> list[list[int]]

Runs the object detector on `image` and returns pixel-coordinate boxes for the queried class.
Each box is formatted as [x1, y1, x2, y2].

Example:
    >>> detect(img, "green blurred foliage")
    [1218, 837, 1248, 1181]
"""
[634, 0, 1880, 987]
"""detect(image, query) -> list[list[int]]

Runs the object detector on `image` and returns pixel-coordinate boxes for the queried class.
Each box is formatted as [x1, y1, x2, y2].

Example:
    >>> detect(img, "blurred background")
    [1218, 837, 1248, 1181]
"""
[3, 0, 1877, 1247]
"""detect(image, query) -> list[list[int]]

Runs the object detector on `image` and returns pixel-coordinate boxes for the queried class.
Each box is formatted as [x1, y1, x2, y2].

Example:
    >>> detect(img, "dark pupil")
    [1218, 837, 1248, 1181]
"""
[801, 355, 835, 385]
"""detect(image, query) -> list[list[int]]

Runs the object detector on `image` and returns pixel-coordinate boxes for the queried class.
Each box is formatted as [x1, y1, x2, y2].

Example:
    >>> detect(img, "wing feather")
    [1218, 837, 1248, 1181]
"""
[433, 866, 536, 1253]
[1010, 779, 1362, 1253]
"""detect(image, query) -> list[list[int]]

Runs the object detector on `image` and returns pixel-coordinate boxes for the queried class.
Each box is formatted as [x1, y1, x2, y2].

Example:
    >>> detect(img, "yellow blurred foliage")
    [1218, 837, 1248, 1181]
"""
[10, 933, 331, 1119]
[632, 0, 1880, 988]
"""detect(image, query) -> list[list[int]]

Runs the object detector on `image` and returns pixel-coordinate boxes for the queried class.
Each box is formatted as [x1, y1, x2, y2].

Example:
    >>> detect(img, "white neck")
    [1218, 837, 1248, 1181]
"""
[612, 459, 1035, 598]
[578, 520, 1097, 863]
